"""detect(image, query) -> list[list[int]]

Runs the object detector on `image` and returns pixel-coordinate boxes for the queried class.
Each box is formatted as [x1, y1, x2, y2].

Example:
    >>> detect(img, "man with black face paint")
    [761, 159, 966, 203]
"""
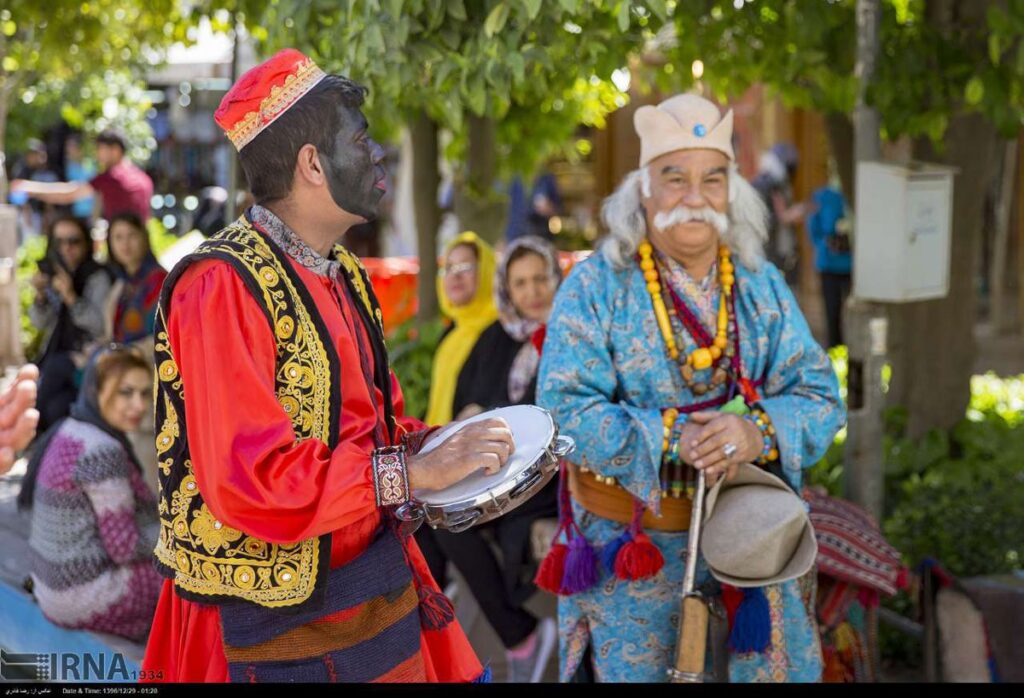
[142, 49, 504, 684]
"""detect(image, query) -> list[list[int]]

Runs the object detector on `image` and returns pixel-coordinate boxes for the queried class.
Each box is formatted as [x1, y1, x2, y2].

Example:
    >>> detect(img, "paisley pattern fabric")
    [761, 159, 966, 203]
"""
[537, 250, 844, 682]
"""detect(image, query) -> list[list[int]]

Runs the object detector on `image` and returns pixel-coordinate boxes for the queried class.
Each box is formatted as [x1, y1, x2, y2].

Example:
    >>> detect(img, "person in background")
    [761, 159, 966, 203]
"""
[505, 171, 563, 243]
[18, 345, 161, 642]
[30, 216, 113, 433]
[751, 142, 807, 285]
[11, 139, 60, 241]
[418, 231, 499, 590]
[437, 236, 563, 682]
[12, 129, 154, 223]
[64, 134, 97, 220]
[0, 365, 40, 474]
[425, 231, 499, 427]
[103, 211, 167, 491]
[807, 184, 853, 349]
[104, 212, 168, 350]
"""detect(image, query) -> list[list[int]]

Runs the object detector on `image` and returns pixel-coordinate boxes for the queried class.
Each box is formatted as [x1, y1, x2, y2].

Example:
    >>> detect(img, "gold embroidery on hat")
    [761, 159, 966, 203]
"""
[225, 58, 327, 150]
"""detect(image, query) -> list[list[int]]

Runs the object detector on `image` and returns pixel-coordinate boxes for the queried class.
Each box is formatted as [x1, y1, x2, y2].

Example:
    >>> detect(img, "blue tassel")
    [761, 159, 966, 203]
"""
[561, 534, 601, 593]
[474, 665, 493, 683]
[987, 656, 1000, 683]
[728, 587, 771, 653]
[599, 531, 632, 575]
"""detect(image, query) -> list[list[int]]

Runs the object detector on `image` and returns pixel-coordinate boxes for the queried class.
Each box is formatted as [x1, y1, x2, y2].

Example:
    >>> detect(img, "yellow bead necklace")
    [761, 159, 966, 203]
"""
[639, 239, 736, 394]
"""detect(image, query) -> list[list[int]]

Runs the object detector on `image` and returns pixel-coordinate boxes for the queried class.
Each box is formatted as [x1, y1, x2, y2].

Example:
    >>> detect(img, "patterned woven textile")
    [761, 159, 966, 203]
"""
[220, 530, 426, 683]
[804, 488, 903, 596]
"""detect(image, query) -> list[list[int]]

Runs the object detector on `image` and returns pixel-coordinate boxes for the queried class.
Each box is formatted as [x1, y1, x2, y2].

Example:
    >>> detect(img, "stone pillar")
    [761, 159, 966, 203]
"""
[0, 204, 23, 367]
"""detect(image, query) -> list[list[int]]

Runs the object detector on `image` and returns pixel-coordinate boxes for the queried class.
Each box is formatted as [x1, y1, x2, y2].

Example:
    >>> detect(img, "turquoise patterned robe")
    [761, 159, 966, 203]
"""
[537, 249, 845, 682]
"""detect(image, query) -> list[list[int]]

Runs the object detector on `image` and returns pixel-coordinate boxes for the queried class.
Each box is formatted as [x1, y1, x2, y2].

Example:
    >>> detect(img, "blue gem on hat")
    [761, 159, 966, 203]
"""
[693, 123, 707, 137]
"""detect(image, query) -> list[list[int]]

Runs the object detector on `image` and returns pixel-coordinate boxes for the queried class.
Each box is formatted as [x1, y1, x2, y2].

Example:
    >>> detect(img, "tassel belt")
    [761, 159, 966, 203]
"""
[567, 464, 691, 532]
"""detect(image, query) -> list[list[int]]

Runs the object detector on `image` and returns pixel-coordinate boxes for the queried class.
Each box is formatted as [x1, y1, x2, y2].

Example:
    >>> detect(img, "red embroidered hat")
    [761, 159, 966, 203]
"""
[214, 48, 327, 151]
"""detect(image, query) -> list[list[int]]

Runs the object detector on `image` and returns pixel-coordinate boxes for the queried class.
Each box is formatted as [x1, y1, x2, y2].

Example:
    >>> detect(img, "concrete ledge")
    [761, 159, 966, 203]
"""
[0, 581, 143, 682]
[0, 577, 144, 683]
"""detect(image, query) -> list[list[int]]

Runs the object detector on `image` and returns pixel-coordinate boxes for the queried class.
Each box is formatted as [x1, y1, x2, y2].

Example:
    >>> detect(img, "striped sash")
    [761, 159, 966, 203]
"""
[219, 530, 426, 683]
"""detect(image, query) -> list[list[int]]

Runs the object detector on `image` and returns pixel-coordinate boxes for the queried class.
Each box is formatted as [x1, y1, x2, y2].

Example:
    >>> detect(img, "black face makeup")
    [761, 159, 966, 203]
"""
[319, 103, 387, 221]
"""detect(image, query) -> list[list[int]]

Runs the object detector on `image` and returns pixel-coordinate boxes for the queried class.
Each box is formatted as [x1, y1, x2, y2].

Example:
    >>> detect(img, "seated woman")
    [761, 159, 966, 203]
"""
[435, 236, 563, 683]
[104, 212, 168, 350]
[30, 216, 113, 432]
[19, 345, 162, 642]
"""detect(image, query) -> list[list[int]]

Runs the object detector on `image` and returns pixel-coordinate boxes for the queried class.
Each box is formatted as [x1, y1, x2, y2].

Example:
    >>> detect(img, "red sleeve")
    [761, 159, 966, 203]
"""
[389, 370, 426, 438]
[168, 260, 379, 545]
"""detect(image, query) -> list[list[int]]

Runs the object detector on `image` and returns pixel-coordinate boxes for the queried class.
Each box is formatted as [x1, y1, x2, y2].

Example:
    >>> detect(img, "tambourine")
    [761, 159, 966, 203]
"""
[395, 405, 574, 533]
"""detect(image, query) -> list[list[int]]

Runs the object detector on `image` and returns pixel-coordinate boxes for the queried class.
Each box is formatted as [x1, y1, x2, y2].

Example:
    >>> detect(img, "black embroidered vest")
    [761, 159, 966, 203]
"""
[152, 213, 390, 610]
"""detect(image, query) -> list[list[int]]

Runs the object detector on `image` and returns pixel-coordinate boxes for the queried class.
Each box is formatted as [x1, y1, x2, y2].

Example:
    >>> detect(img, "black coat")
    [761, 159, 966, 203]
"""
[452, 320, 538, 417]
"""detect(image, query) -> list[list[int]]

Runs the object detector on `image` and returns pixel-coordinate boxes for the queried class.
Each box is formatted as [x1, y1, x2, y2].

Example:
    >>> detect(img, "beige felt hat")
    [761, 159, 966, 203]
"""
[700, 463, 817, 587]
[633, 93, 735, 167]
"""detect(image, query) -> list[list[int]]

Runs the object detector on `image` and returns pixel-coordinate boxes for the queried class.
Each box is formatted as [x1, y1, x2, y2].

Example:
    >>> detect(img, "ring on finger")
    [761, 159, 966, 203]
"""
[722, 442, 738, 460]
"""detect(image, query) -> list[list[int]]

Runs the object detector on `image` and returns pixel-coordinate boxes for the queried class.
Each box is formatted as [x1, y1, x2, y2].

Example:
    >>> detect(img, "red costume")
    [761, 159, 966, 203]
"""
[142, 49, 482, 683]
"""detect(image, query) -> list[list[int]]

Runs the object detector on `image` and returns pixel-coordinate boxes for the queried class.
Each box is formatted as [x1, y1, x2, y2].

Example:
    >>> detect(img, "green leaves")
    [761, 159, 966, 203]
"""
[965, 76, 985, 106]
[657, 0, 1024, 145]
[466, 71, 487, 115]
[484, 2, 510, 37]
[646, 0, 668, 22]
[522, 0, 543, 21]
[244, 0, 666, 185]
[445, 0, 466, 21]
[617, 1, 631, 32]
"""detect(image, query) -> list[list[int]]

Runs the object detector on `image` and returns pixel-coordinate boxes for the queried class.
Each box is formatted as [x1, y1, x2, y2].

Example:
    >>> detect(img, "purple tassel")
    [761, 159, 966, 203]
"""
[728, 586, 771, 653]
[600, 531, 632, 574]
[561, 534, 601, 594]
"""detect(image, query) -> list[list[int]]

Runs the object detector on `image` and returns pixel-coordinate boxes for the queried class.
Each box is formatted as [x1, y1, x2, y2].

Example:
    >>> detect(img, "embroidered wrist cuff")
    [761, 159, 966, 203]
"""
[372, 445, 411, 508]
[401, 426, 441, 456]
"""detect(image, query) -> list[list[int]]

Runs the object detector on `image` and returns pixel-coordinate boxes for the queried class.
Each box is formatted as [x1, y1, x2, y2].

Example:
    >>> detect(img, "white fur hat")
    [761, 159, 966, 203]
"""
[633, 93, 735, 167]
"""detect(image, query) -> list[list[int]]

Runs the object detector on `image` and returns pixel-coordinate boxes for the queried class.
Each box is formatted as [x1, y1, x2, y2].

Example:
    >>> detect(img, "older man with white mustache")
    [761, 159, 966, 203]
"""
[536, 93, 844, 682]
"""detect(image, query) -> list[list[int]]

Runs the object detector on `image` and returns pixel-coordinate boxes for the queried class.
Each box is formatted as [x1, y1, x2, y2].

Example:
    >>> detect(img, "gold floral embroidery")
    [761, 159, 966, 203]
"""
[190, 504, 243, 554]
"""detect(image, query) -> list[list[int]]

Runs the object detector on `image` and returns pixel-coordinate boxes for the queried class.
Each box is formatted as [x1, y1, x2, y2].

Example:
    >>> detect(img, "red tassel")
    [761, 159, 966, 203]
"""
[720, 583, 743, 629]
[613, 533, 664, 580]
[856, 587, 879, 609]
[534, 542, 569, 594]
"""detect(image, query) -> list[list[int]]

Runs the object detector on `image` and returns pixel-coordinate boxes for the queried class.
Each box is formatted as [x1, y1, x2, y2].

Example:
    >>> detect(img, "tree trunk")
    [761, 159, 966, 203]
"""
[886, 0, 1004, 437]
[989, 139, 1018, 335]
[886, 113, 1002, 437]
[824, 112, 855, 205]
[453, 115, 507, 245]
[410, 112, 441, 322]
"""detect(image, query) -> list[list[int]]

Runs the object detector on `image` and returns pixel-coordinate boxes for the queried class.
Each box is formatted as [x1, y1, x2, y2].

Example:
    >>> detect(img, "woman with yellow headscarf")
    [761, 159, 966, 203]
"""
[418, 232, 499, 594]
[425, 231, 499, 426]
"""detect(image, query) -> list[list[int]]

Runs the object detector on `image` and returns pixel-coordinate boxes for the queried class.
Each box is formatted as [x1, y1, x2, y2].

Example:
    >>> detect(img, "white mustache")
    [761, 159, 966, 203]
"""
[653, 206, 729, 235]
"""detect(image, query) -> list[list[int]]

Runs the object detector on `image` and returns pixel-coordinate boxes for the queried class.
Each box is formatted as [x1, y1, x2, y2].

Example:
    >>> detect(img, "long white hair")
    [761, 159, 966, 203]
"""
[600, 165, 769, 271]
